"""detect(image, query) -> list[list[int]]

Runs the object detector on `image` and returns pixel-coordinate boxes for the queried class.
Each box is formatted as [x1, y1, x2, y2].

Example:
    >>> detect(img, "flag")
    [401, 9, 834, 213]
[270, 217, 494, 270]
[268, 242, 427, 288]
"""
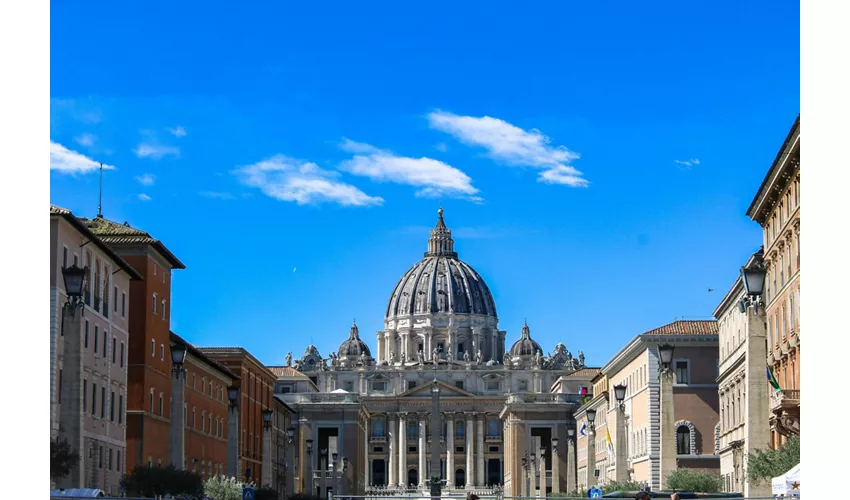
[579, 387, 588, 396]
[605, 427, 614, 456]
[579, 422, 587, 437]
[766, 367, 782, 394]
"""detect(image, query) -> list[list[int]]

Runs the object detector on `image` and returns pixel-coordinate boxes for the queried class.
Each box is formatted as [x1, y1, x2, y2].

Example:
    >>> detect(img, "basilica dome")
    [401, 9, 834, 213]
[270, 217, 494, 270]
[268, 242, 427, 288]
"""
[338, 321, 372, 358]
[385, 209, 497, 320]
[509, 321, 542, 357]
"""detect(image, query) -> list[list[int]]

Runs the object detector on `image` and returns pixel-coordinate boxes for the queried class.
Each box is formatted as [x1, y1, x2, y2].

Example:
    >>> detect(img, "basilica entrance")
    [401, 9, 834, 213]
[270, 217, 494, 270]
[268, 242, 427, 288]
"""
[408, 468, 418, 487]
[487, 459, 501, 486]
[455, 469, 465, 488]
[372, 459, 387, 486]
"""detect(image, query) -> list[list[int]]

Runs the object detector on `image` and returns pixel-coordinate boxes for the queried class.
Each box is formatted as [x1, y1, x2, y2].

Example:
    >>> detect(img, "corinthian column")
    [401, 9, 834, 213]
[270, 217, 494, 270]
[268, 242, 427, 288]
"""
[446, 413, 455, 488]
[465, 413, 474, 488]
[398, 413, 408, 488]
[418, 414, 427, 489]
[388, 415, 397, 488]
[477, 414, 485, 486]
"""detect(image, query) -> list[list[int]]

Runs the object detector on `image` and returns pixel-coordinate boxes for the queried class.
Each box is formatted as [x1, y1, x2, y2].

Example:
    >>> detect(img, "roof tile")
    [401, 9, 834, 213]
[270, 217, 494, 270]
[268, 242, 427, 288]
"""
[641, 319, 718, 336]
[267, 366, 307, 378]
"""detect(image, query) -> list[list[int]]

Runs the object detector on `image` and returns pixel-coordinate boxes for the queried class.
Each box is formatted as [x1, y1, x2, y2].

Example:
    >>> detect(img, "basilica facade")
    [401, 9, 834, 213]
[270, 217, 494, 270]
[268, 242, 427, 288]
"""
[273, 210, 597, 498]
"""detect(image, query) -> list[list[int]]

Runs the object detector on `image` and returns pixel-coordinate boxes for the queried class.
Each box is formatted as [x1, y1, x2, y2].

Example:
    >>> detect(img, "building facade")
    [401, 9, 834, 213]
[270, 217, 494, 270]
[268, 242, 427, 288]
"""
[83, 215, 186, 472]
[199, 347, 280, 485]
[577, 320, 720, 491]
[50, 205, 142, 494]
[275, 210, 596, 498]
[746, 115, 800, 446]
[272, 396, 297, 499]
[171, 332, 237, 480]
[714, 251, 771, 496]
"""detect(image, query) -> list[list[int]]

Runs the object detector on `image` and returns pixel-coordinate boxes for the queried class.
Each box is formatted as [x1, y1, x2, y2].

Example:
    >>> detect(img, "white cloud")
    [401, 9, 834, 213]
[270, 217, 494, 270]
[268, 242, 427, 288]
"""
[339, 139, 481, 202]
[199, 191, 235, 200]
[434, 142, 448, 152]
[135, 174, 156, 186]
[134, 143, 180, 159]
[427, 110, 589, 186]
[74, 133, 97, 147]
[168, 126, 187, 138]
[233, 155, 383, 207]
[50, 141, 116, 174]
[674, 158, 701, 168]
[138, 194, 152, 202]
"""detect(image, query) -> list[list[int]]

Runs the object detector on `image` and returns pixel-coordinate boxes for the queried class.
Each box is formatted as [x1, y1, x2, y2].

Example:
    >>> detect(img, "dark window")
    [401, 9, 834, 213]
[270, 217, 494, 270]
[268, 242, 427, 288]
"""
[676, 426, 691, 454]
[455, 380, 464, 390]
[112, 338, 117, 363]
[120, 343, 125, 367]
[487, 418, 500, 437]
[110, 392, 115, 421]
[109, 448, 113, 470]
[373, 419, 386, 437]
[119, 395, 124, 424]
[94, 326, 99, 354]
[408, 381, 417, 391]
[113, 286, 118, 312]
[437, 343, 445, 353]
[417, 343, 424, 354]
[456, 422, 464, 439]
[408, 423, 418, 440]
[92, 383, 97, 414]
[83, 381, 87, 412]
[84, 322, 89, 348]
[103, 334, 107, 358]
[122, 292, 126, 317]
[674, 361, 689, 384]
[457, 343, 465, 360]
[63, 247, 68, 268]
[99, 446, 103, 468]
[101, 387, 106, 418]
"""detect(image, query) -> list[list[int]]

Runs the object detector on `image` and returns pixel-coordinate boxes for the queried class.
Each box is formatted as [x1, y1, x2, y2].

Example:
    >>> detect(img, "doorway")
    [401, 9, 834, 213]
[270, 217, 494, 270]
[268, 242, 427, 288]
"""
[408, 468, 418, 487]
[487, 459, 501, 486]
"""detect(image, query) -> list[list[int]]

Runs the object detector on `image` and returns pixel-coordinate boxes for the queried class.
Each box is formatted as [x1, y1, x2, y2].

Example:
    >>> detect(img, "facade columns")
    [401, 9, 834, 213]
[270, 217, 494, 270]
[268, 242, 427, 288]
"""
[465, 413, 474, 488]
[476, 414, 485, 486]
[388, 415, 397, 488]
[57, 306, 85, 489]
[398, 413, 408, 488]
[418, 414, 427, 488]
[446, 413, 455, 488]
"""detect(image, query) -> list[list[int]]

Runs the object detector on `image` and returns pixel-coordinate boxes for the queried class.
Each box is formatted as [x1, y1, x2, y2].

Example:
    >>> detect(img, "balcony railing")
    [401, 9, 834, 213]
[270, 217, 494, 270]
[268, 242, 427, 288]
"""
[370, 436, 387, 443]
[771, 389, 801, 412]
[281, 393, 360, 404]
[485, 435, 503, 442]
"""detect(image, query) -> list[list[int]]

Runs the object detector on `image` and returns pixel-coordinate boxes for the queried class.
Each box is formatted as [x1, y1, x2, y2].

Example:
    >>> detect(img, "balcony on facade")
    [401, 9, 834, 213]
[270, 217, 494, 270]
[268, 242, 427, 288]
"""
[770, 389, 800, 437]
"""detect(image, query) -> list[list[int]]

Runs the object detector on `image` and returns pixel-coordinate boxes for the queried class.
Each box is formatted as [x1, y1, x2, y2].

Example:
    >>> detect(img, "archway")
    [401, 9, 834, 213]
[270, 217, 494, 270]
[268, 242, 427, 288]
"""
[408, 468, 418, 487]
[455, 468, 465, 488]
[487, 459, 501, 485]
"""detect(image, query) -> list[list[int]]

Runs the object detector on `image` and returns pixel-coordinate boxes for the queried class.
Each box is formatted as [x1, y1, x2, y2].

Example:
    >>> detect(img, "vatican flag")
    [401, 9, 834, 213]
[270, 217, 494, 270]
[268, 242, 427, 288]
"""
[605, 427, 614, 456]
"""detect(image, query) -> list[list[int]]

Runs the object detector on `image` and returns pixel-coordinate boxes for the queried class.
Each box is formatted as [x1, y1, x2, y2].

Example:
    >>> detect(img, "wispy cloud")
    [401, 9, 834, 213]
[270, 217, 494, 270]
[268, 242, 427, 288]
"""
[199, 191, 235, 200]
[50, 142, 115, 174]
[134, 143, 180, 159]
[74, 133, 97, 147]
[233, 155, 383, 207]
[427, 110, 589, 187]
[168, 126, 187, 138]
[339, 138, 481, 202]
[135, 174, 156, 186]
[674, 158, 701, 168]
[434, 142, 448, 152]
[138, 194, 152, 202]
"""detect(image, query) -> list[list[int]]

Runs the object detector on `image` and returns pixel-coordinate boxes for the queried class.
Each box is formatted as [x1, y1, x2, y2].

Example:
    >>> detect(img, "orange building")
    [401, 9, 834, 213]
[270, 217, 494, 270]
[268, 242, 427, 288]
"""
[171, 332, 237, 479]
[199, 347, 279, 484]
[745, 115, 800, 446]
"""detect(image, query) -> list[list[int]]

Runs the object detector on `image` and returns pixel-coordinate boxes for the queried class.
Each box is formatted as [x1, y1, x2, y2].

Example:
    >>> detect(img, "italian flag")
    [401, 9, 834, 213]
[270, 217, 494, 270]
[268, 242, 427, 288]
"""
[766, 366, 782, 394]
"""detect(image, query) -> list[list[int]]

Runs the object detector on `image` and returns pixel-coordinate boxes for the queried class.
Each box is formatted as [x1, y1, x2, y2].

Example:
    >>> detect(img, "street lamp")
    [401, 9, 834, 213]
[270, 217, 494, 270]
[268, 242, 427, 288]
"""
[658, 344, 675, 373]
[262, 409, 273, 430]
[61, 265, 89, 314]
[552, 437, 559, 452]
[586, 409, 596, 428]
[306, 439, 314, 455]
[226, 386, 240, 478]
[171, 344, 188, 369]
[739, 260, 767, 314]
[228, 386, 240, 407]
[613, 383, 629, 482]
[287, 427, 296, 444]
[169, 342, 188, 469]
[613, 384, 627, 410]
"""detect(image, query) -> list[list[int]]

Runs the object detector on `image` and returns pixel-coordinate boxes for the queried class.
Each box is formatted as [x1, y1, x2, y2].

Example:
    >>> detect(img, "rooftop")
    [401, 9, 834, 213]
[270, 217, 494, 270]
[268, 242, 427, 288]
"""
[267, 366, 308, 378]
[81, 214, 185, 269]
[641, 319, 718, 336]
[170, 331, 239, 380]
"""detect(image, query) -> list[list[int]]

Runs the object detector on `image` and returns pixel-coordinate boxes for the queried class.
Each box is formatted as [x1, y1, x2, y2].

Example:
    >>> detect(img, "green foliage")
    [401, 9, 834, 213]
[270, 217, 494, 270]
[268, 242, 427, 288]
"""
[666, 469, 723, 493]
[746, 435, 800, 484]
[204, 475, 257, 500]
[602, 480, 649, 493]
[255, 486, 279, 500]
[121, 465, 204, 498]
[50, 439, 80, 481]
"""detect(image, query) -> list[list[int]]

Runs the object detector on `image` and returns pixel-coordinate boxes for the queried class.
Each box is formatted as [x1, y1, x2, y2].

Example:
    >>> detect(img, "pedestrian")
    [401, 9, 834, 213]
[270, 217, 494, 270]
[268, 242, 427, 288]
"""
[670, 492, 680, 500]
[467, 493, 480, 500]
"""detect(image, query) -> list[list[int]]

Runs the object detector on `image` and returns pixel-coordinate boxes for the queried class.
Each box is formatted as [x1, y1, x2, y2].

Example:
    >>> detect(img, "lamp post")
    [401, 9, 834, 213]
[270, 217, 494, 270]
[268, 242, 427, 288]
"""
[263, 409, 273, 487]
[538, 446, 546, 498]
[321, 448, 328, 498]
[57, 265, 89, 489]
[429, 374, 442, 500]
[566, 426, 577, 494]
[522, 455, 530, 497]
[169, 343, 188, 469]
[658, 344, 676, 490]
[585, 408, 597, 489]
[227, 386, 240, 478]
[284, 427, 295, 498]
[613, 383, 629, 483]
[342, 456, 349, 496]
[306, 438, 314, 496]
[551, 437, 560, 494]
[739, 260, 767, 314]
[332, 451, 339, 497]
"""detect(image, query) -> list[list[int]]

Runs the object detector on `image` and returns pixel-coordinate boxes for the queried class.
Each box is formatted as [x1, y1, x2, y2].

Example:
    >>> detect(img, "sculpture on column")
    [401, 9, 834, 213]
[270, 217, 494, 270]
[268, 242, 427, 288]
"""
[534, 349, 542, 367]
[285, 352, 292, 367]
[401, 350, 407, 364]
[417, 350, 425, 365]
[464, 350, 470, 364]
[476, 348, 483, 365]
[578, 350, 585, 367]
[389, 351, 396, 365]
[359, 351, 368, 366]
[432, 347, 439, 363]
[503, 352, 511, 367]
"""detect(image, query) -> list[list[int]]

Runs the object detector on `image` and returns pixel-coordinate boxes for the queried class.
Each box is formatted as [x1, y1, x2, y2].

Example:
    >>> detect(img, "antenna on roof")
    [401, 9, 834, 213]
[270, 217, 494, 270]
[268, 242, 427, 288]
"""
[97, 163, 103, 218]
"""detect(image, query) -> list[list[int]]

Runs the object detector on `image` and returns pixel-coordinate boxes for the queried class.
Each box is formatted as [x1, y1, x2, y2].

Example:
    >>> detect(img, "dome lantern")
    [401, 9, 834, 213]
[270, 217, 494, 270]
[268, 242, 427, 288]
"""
[425, 207, 458, 258]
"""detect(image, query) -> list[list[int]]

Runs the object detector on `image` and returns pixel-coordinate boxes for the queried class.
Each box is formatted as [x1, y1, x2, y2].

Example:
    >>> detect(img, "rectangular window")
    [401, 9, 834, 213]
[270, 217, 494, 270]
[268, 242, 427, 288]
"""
[109, 448, 113, 470]
[153, 294, 157, 314]
[149, 391, 154, 413]
[159, 394, 163, 416]
[110, 391, 115, 421]
[83, 381, 87, 412]
[373, 381, 386, 392]
[84, 321, 89, 347]
[101, 387, 106, 418]
[63, 247, 68, 268]
[674, 360, 690, 384]
[160, 344, 164, 361]
[119, 394, 124, 424]
[455, 380, 464, 390]
[120, 342, 125, 367]
[486, 380, 500, 391]
[58, 370, 62, 401]
[151, 339, 155, 357]
[113, 286, 118, 312]
[94, 326, 99, 354]
[92, 383, 97, 414]
[118, 451, 121, 472]
[122, 292, 126, 317]
[103, 333, 107, 359]
[112, 337, 117, 363]
[99, 446, 103, 468]
[162, 300, 166, 320]
[407, 381, 417, 391]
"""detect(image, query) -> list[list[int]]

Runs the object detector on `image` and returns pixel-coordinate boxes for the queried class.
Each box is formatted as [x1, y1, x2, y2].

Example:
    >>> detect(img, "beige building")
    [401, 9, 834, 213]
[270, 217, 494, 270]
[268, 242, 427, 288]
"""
[50, 205, 142, 493]
[577, 320, 720, 491]
[745, 115, 800, 446]
[714, 251, 771, 496]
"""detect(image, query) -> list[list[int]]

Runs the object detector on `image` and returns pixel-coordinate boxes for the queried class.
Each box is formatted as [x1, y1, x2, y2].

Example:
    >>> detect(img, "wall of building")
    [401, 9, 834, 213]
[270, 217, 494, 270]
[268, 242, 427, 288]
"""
[183, 353, 233, 480]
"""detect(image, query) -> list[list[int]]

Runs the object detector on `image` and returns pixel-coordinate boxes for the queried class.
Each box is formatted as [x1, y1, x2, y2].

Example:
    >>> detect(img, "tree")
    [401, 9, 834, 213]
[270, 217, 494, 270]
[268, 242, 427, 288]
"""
[51, 438, 80, 482]
[666, 469, 723, 493]
[121, 465, 204, 498]
[747, 435, 800, 484]
[601, 480, 649, 494]
[204, 475, 256, 500]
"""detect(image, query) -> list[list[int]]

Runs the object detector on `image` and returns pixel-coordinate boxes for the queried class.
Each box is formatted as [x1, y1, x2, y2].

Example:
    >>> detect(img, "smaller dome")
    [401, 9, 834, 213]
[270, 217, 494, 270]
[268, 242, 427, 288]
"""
[509, 321, 542, 357]
[338, 321, 372, 358]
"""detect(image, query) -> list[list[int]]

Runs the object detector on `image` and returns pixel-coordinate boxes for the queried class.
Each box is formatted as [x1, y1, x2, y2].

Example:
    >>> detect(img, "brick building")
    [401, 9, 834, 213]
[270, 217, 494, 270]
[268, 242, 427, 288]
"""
[83, 215, 185, 471]
[745, 115, 801, 446]
[576, 320, 720, 491]
[168, 332, 237, 479]
[50, 205, 142, 494]
[199, 347, 279, 484]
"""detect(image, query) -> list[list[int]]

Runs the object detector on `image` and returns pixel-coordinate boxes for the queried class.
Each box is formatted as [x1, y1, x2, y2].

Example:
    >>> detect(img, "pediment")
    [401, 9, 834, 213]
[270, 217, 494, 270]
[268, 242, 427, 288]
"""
[399, 380, 475, 398]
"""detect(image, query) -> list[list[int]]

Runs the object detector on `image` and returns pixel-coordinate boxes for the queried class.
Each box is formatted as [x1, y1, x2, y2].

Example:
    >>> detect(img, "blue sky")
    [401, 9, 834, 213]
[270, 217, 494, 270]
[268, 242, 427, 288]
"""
[49, 0, 800, 367]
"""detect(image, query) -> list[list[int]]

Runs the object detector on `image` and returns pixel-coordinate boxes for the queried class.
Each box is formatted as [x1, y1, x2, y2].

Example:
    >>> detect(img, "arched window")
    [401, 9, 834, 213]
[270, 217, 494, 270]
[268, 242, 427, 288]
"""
[676, 426, 691, 455]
